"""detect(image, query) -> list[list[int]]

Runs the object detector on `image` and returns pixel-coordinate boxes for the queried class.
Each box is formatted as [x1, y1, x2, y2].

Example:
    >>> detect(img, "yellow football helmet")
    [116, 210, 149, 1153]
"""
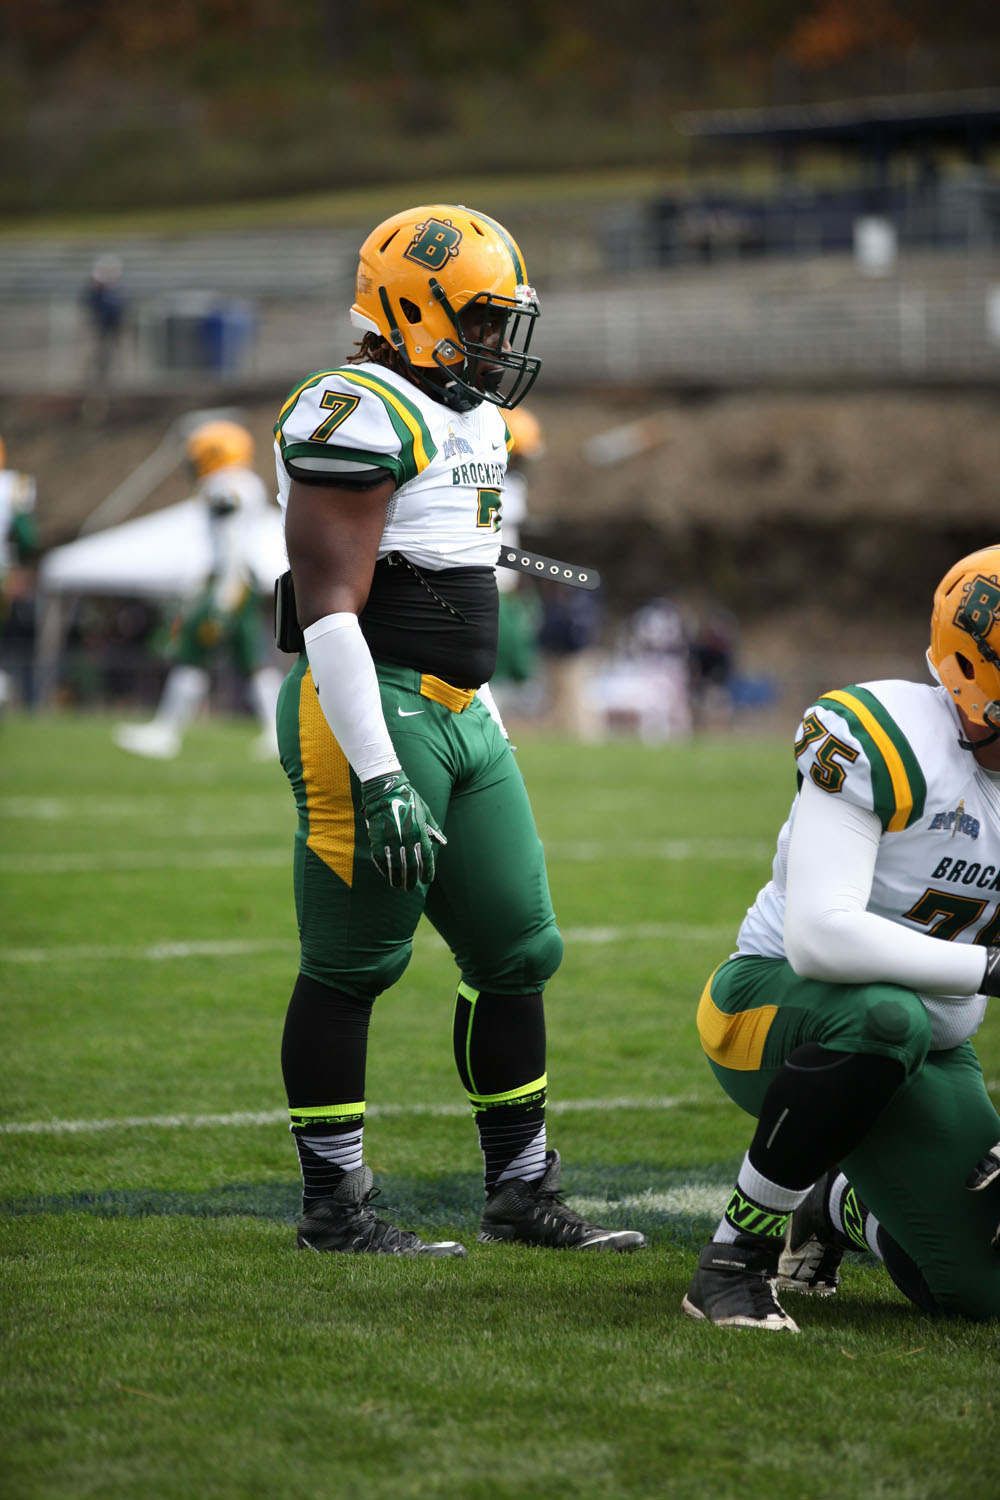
[0, 435, 5, 469]
[502, 406, 545, 461]
[350, 204, 541, 413]
[186, 420, 254, 479]
[929, 545, 1000, 728]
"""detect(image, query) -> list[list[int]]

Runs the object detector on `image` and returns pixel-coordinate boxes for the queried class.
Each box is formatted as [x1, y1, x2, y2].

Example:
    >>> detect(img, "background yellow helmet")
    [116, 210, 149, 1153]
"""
[502, 405, 545, 461]
[929, 545, 1000, 728]
[186, 420, 254, 479]
[350, 204, 541, 413]
[0, 434, 5, 469]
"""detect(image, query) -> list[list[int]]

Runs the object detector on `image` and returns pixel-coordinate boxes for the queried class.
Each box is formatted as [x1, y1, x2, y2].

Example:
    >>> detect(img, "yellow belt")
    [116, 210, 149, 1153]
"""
[419, 674, 476, 713]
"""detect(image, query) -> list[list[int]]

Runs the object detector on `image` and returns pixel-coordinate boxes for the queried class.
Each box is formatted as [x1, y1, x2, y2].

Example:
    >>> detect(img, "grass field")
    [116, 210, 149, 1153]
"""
[2, 711, 998, 1500]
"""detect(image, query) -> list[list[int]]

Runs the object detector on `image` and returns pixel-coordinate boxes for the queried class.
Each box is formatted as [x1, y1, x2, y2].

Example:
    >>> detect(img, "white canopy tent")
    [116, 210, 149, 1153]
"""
[34, 497, 288, 706]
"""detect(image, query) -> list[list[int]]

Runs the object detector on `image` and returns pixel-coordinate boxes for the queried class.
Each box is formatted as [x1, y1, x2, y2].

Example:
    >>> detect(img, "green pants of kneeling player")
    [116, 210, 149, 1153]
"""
[276, 654, 563, 1000]
[699, 954, 1000, 1321]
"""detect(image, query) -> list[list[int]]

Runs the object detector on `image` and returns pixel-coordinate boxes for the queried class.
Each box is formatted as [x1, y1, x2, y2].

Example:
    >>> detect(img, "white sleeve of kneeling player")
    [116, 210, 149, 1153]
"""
[784, 778, 988, 996]
[303, 613, 401, 782]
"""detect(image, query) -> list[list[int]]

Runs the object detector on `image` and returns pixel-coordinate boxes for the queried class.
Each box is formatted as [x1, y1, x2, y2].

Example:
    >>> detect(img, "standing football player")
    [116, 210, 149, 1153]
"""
[273, 203, 645, 1256]
[0, 435, 40, 712]
[683, 545, 1000, 1330]
[113, 419, 281, 761]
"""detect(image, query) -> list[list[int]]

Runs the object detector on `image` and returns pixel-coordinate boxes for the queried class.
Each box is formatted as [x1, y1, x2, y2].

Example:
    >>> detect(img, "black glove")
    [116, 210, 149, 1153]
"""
[980, 947, 1000, 996]
[359, 771, 446, 891]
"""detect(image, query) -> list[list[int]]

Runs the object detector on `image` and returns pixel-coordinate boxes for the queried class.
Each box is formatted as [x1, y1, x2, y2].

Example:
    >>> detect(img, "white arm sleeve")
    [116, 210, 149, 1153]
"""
[475, 681, 509, 739]
[784, 778, 989, 996]
[302, 613, 401, 782]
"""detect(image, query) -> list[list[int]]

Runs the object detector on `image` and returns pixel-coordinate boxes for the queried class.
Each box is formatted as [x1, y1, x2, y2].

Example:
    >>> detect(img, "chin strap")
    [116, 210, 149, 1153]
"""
[957, 705, 1000, 752]
[958, 726, 1000, 752]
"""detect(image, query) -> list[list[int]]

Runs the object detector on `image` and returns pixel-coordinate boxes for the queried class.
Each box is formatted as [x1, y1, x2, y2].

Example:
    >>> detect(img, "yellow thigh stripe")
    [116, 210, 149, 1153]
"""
[696, 975, 777, 1071]
[299, 667, 355, 885]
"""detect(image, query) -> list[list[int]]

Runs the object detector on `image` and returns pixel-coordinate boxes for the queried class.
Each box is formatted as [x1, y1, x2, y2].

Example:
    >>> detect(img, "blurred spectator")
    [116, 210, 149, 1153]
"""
[0, 435, 40, 712]
[536, 579, 603, 740]
[56, 595, 164, 710]
[112, 419, 281, 760]
[689, 605, 740, 729]
[81, 254, 128, 390]
[592, 592, 694, 742]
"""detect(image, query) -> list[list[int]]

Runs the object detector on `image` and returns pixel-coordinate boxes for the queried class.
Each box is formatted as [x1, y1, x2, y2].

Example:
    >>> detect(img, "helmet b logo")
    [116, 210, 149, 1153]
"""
[404, 218, 463, 270]
[958, 575, 1000, 637]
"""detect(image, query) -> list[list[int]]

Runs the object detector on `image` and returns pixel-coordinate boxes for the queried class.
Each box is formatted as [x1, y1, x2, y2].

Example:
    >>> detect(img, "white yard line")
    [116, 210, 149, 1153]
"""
[0, 838, 769, 875]
[0, 1095, 695, 1136]
[572, 1186, 728, 1217]
[0, 921, 732, 964]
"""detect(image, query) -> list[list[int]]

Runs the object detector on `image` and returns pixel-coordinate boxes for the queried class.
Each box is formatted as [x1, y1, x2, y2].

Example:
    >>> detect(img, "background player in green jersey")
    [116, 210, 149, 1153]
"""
[683, 545, 1000, 1330]
[273, 204, 645, 1257]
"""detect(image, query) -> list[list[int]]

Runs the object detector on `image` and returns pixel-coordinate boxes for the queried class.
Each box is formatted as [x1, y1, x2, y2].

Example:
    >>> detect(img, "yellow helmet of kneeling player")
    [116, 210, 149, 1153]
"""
[929, 545, 1000, 728]
[350, 204, 540, 414]
[186, 420, 254, 479]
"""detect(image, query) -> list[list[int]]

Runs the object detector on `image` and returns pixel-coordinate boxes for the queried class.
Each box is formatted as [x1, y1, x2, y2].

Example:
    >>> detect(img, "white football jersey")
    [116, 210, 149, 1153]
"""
[738, 679, 998, 1047]
[273, 362, 514, 572]
[199, 464, 270, 610]
[0, 469, 37, 574]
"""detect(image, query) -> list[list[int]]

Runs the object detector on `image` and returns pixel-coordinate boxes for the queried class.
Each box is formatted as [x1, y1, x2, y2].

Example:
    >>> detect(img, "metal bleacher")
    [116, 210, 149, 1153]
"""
[0, 194, 998, 394]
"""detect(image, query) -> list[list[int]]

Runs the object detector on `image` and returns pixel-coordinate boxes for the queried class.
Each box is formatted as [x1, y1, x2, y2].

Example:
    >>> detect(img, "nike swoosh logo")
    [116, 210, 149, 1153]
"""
[390, 797, 410, 836]
[397, 708, 424, 717]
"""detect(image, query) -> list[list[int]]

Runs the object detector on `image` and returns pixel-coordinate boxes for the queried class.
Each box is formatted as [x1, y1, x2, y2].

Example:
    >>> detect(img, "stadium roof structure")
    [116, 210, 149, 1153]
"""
[675, 88, 1000, 165]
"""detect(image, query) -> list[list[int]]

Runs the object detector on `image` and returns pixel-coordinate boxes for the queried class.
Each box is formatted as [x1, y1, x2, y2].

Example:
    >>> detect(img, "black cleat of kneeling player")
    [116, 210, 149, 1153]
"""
[682, 1236, 799, 1331]
[478, 1149, 647, 1251]
[296, 1164, 466, 1257]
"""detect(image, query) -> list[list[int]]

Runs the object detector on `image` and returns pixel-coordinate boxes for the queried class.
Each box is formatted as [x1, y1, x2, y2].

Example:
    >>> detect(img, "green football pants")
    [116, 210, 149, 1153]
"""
[699, 955, 1000, 1321]
[276, 654, 563, 1001]
[171, 585, 261, 676]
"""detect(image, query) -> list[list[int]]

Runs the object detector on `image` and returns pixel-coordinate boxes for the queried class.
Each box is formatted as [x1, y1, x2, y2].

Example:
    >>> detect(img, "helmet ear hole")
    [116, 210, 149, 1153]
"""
[957, 653, 977, 680]
[399, 297, 422, 325]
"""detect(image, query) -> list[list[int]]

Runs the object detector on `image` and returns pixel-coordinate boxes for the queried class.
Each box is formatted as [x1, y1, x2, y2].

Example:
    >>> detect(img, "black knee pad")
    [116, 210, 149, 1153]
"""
[750, 1045, 907, 1190]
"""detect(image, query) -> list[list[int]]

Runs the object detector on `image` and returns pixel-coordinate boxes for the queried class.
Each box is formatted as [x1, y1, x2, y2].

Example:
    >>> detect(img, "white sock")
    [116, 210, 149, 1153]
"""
[300, 1129, 364, 1175]
[248, 666, 282, 733]
[495, 1125, 548, 1185]
[714, 1151, 810, 1244]
[154, 665, 209, 731]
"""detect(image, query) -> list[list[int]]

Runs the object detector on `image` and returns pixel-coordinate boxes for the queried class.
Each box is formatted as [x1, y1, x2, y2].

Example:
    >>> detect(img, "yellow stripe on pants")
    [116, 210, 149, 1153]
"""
[300, 667, 355, 885]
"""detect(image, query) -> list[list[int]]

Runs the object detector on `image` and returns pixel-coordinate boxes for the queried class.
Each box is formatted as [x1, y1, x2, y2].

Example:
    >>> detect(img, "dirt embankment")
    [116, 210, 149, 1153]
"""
[3, 383, 998, 713]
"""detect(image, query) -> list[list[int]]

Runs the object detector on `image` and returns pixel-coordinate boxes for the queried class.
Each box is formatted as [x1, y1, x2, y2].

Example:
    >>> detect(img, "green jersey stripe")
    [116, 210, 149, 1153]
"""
[817, 686, 927, 830]
[275, 370, 341, 437]
[468, 209, 526, 284]
[282, 442, 403, 486]
[337, 369, 437, 484]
